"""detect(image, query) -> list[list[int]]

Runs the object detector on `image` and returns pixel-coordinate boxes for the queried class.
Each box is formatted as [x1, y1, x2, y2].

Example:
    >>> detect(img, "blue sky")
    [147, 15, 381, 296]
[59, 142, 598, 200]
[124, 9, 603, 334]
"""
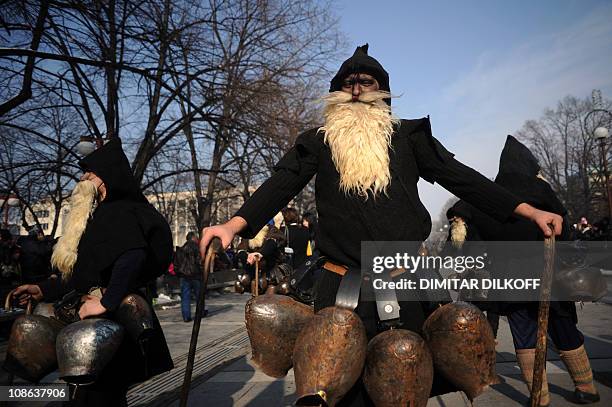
[332, 0, 612, 221]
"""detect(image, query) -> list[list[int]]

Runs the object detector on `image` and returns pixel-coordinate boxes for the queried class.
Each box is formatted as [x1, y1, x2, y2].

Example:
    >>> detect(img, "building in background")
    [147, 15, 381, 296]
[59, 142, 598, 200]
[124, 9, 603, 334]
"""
[20, 186, 257, 246]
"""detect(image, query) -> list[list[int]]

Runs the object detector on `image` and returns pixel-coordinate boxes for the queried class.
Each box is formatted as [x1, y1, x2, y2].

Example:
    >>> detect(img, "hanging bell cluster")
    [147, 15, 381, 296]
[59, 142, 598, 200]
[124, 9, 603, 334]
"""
[235, 263, 293, 296]
[245, 296, 498, 407]
[3, 292, 153, 385]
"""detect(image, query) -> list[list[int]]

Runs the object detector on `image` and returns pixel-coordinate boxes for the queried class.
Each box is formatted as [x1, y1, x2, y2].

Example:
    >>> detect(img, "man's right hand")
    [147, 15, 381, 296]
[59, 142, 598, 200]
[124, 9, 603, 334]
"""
[200, 216, 248, 258]
[12, 284, 43, 305]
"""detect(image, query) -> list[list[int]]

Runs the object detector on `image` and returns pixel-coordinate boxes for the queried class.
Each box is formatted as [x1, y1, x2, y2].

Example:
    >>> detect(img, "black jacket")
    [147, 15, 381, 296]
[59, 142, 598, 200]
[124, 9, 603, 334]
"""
[284, 224, 311, 268]
[175, 240, 202, 279]
[237, 118, 522, 268]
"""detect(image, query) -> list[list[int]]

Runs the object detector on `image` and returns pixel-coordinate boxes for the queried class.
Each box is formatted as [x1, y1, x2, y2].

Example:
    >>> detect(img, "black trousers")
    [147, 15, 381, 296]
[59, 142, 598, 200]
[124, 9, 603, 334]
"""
[312, 270, 457, 407]
[507, 305, 584, 351]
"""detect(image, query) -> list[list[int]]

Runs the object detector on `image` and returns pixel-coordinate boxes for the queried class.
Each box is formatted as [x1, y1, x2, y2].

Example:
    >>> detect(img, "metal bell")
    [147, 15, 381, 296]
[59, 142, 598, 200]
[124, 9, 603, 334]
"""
[363, 329, 433, 407]
[3, 315, 64, 382]
[245, 294, 313, 378]
[115, 293, 154, 342]
[422, 302, 497, 400]
[293, 306, 367, 407]
[238, 273, 251, 286]
[56, 318, 124, 384]
[235, 280, 245, 294]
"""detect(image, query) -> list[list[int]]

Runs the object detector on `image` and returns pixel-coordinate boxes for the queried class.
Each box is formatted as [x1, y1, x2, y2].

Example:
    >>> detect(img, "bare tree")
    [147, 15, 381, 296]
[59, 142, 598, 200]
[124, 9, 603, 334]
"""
[0, 0, 343, 233]
[517, 92, 612, 221]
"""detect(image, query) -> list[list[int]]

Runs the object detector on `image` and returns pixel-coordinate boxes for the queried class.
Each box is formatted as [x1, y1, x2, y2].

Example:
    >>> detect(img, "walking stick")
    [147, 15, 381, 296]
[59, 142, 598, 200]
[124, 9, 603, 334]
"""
[179, 237, 221, 407]
[253, 258, 260, 297]
[531, 227, 555, 407]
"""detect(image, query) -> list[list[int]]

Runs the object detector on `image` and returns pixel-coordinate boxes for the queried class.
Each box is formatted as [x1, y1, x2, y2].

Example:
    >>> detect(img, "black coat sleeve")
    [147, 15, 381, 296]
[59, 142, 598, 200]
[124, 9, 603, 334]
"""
[411, 119, 522, 222]
[235, 130, 320, 238]
[100, 248, 147, 311]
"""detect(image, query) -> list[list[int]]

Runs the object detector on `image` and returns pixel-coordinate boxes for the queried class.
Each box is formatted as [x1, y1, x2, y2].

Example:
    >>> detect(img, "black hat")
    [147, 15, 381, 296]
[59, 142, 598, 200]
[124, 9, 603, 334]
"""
[329, 44, 390, 93]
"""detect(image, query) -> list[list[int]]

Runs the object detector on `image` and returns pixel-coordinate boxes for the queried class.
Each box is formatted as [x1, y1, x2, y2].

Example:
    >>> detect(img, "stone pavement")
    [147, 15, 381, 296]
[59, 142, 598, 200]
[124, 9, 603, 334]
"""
[172, 299, 612, 407]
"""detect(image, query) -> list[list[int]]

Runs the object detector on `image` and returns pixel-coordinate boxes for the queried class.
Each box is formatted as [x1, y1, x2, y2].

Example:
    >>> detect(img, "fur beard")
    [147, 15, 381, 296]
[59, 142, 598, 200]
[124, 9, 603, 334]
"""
[248, 225, 269, 250]
[51, 180, 98, 280]
[450, 217, 468, 249]
[320, 90, 399, 198]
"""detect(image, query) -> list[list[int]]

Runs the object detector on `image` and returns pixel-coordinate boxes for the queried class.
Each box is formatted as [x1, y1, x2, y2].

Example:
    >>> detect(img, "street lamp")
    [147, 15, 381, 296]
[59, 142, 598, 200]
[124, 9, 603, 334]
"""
[585, 108, 612, 220]
[76, 136, 96, 156]
[76, 136, 110, 156]
[594, 127, 609, 140]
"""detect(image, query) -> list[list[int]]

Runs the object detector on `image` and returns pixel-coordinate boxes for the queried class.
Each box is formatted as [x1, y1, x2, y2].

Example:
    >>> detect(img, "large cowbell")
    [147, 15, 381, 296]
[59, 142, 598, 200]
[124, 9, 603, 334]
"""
[56, 318, 124, 384]
[3, 314, 64, 382]
[245, 294, 313, 378]
[293, 306, 367, 407]
[423, 302, 497, 400]
[115, 293, 155, 342]
[363, 329, 433, 407]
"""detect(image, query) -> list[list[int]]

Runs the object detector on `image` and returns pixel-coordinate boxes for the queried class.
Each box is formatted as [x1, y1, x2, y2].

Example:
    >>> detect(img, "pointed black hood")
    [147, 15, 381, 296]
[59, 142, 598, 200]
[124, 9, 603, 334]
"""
[494, 135, 566, 216]
[496, 135, 540, 178]
[69, 137, 172, 291]
[78, 138, 146, 203]
[329, 44, 390, 93]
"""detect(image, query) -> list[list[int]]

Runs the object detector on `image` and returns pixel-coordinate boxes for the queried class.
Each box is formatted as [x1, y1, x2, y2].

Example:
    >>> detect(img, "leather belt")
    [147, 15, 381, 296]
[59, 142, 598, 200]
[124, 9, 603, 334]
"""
[323, 261, 347, 276]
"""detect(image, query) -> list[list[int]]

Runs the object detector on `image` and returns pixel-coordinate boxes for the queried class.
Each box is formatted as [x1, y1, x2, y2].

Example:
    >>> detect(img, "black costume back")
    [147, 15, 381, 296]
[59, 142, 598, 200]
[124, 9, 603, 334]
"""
[38, 138, 174, 395]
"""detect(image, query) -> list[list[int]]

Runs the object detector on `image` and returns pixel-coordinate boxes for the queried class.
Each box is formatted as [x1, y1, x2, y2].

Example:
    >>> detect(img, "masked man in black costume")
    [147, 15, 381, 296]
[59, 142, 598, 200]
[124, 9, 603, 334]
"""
[202, 45, 564, 405]
[11, 138, 174, 406]
[447, 136, 600, 406]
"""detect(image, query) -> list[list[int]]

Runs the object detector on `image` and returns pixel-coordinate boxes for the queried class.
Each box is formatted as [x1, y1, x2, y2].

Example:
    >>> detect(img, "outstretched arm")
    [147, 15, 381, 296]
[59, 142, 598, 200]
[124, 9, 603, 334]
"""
[200, 131, 320, 256]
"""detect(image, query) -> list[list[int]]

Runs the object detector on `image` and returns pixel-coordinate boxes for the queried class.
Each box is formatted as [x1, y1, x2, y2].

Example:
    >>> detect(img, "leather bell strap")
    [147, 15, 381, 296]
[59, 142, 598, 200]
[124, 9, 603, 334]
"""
[334, 267, 362, 311]
[332, 264, 401, 323]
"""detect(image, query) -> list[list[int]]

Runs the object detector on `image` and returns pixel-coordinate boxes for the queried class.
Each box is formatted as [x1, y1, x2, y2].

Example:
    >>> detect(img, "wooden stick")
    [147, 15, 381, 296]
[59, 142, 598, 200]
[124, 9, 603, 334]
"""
[253, 259, 260, 297]
[180, 237, 220, 407]
[531, 228, 555, 407]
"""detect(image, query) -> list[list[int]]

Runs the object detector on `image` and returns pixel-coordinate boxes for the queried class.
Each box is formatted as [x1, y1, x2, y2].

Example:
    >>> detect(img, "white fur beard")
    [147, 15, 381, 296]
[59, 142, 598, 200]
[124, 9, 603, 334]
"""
[450, 217, 468, 249]
[320, 91, 399, 198]
[51, 180, 98, 280]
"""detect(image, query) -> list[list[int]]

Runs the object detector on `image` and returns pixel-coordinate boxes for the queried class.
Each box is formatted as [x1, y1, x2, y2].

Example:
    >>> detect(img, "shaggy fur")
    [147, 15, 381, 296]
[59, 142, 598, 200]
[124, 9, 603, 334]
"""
[51, 180, 98, 280]
[319, 90, 399, 198]
[248, 225, 269, 250]
[450, 217, 468, 249]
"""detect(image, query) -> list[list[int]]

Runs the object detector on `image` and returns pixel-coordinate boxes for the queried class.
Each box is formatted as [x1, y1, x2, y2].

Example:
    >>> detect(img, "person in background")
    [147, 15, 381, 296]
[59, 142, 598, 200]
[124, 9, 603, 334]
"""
[301, 211, 318, 256]
[174, 231, 207, 322]
[16, 225, 52, 284]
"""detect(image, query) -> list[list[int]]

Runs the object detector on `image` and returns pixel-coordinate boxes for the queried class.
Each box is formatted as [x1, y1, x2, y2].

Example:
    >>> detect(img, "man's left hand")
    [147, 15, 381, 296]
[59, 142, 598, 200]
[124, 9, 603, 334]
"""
[79, 295, 107, 319]
[514, 203, 563, 237]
